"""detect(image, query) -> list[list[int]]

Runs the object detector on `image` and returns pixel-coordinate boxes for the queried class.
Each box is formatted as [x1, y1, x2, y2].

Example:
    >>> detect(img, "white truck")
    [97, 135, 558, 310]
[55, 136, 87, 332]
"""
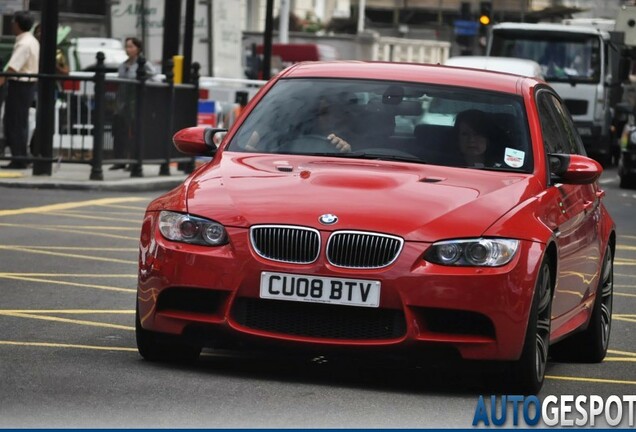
[66, 37, 128, 72]
[486, 21, 628, 165]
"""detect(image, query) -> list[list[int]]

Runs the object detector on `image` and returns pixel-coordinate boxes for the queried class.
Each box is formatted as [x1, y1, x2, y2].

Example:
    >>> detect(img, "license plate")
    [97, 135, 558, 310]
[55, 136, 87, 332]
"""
[260, 271, 381, 308]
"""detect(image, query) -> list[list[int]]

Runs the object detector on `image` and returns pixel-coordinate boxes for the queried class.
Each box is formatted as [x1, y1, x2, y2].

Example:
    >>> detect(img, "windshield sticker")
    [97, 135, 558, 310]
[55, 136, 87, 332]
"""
[504, 148, 525, 168]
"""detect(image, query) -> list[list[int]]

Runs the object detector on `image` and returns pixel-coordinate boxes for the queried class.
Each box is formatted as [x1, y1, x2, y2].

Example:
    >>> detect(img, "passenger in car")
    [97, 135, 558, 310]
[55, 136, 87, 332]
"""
[454, 109, 501, 168]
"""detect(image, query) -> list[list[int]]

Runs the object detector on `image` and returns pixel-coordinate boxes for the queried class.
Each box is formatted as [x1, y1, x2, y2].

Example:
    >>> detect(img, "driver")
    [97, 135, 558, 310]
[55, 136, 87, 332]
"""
[305, 93, 394, 153]
[313, 97, 353, 153]
[243, 97, 353, 153]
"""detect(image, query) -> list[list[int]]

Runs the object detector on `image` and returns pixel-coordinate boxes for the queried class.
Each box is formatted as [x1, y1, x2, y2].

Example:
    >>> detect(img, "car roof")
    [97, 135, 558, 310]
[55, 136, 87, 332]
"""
[444, 56, 544, 80]
[280, 61, 536, 96]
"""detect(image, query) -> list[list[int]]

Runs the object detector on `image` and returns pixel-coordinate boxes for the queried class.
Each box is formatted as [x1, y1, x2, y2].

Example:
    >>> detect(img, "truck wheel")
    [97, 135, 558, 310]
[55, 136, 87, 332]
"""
[619, 175, 636, 189]
[600, 153, 613, 168]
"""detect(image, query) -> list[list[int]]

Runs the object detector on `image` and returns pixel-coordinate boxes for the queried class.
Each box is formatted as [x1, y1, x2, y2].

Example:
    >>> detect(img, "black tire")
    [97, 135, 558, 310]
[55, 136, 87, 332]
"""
[551, 245, 613, 363]
[505, 259, 552, 394]
[619, 174, 636, 189]
[136, 305, 201, 362]
[601, 153, 613, 169]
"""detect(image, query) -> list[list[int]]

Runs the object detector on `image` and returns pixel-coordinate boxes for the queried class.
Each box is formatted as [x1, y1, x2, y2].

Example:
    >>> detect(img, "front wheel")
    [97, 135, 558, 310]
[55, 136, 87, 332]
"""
[505, 259, 552, 394]
[551, 245, 613, 362]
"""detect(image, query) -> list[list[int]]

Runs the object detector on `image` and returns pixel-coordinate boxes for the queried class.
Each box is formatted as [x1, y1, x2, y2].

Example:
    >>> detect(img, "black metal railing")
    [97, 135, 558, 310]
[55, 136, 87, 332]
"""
[0, 52, 200, 179]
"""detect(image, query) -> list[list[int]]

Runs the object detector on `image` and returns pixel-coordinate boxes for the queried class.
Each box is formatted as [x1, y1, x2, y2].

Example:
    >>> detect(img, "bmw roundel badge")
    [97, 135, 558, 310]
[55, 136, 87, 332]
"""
[319, 214, 338, 225]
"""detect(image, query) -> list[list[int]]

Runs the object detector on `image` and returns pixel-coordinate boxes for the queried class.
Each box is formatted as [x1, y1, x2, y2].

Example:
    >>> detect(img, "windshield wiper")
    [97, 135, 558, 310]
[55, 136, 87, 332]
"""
[301, 151, 425, 164]
[350, 151, 425, 163]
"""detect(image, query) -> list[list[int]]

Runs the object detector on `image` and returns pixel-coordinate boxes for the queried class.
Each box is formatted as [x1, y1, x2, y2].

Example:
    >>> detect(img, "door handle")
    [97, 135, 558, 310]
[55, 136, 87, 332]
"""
[596, 189, 606, 199]
[583, 200, 595, 211]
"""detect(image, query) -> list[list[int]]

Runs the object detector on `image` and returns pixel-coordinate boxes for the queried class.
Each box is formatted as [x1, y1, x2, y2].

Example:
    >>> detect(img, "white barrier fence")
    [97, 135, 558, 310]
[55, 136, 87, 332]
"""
[373, 38, 451, 65]
[45, 74, 267, 159]
[197, 76, 266, 129]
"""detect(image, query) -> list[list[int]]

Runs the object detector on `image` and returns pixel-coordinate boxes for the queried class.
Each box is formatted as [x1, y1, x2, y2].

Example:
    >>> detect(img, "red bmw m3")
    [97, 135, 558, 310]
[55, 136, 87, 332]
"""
[136, 62, 615, 393]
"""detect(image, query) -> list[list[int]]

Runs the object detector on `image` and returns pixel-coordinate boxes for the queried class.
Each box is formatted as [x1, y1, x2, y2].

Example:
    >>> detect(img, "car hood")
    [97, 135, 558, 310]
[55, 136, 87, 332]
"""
[185, 153, 539, 242]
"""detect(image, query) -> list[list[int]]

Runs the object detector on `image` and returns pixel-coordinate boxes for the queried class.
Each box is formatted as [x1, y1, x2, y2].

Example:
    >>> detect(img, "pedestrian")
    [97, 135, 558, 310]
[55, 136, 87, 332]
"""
[29, 23, 70, 158]
[0, 11, 39, 169]
[33, 23, 70, 76]
[110, 37, 155, 170]
[117, 37, 155, 79]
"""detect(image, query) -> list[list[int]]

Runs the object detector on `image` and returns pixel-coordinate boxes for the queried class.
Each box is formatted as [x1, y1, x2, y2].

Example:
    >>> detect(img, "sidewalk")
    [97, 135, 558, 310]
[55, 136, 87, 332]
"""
[0, 162, 189, 192]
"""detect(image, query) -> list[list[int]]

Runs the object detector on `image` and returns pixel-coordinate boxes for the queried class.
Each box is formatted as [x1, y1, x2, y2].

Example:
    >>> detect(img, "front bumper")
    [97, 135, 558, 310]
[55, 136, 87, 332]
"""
[137, 212, 543, 361]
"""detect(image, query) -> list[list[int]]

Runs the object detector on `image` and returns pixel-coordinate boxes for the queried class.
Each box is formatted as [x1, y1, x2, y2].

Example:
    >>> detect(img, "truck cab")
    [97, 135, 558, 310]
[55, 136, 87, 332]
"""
[487, 22, 624, 165]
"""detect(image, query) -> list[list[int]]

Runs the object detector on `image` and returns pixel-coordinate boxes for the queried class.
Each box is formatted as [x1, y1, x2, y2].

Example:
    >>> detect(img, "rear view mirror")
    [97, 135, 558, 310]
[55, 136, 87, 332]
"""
[172, 127, 227, 156]
[549, 153, 602, 184]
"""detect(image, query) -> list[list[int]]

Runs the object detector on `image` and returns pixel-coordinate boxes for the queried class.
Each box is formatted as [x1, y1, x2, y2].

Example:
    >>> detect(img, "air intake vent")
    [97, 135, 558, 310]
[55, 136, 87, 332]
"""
[326, 231, 403, 269]
[251, 225, 320, 264]
[232, 298, 406, 340]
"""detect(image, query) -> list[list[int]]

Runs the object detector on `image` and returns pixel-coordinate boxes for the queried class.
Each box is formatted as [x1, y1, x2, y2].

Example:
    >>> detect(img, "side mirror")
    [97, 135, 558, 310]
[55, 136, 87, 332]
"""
[172, 126, 228, 156]
[549, 153, 602, 185]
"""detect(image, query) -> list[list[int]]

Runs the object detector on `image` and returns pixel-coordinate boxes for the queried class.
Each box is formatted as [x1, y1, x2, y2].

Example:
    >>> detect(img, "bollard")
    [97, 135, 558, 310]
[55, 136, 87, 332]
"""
[131, 55, 148, 178]
[181, 62, 200, 174]
[173, 55, 184, 85]
[160, 58, 175, 176]
[89, 51, 106, 180]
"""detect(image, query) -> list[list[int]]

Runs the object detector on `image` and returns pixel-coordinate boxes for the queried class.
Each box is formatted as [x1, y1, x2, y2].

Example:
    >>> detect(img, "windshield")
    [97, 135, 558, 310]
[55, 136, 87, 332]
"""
[227, 78, 532, 173]
[490, 30, 601, 83]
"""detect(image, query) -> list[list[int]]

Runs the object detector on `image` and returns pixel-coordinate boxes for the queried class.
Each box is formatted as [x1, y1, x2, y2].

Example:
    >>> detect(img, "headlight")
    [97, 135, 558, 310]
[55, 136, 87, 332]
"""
[424, 238, 519, 267]
[158, 211, 228, 246]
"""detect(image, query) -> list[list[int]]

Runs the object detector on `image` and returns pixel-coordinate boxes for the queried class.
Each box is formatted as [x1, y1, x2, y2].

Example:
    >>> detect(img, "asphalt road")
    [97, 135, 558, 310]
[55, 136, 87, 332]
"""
[0, 168, 634, 428]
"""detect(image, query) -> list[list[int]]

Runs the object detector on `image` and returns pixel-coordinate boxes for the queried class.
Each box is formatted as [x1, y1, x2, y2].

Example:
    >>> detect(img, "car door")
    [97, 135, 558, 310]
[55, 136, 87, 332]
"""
[536, 89, 601, 322]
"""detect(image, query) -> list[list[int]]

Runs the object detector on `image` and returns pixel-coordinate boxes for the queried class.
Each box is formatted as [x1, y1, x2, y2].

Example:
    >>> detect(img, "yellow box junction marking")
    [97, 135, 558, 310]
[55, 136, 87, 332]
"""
[0, 245, 137, 264]
[0, 340, 137, 352]
[0, 274, 135, 293]
[0, 197, 148, 217]
[45, 211, 142, 224]
[546, 375, 636, 386]
[0, 311, 134, 331]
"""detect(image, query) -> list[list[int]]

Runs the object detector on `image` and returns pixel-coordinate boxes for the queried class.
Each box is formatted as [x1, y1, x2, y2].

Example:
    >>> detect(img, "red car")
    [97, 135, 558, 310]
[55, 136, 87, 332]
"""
[136, 62, 615, 394]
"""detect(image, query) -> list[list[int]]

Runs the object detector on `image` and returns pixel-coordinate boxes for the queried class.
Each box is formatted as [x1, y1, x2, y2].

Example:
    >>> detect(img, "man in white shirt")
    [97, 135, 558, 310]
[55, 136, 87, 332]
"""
[0, 11, 39, 169]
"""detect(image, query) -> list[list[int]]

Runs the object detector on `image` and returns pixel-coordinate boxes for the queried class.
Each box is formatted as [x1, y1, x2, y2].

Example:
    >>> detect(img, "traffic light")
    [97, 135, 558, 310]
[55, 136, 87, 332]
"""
[479, 1, 492, 27]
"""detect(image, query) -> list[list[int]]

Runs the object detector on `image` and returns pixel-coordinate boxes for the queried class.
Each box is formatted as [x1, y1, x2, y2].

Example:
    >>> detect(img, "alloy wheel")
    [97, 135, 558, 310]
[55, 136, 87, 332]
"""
[534, 263, 552, 382]
[599, 248, 613, 351]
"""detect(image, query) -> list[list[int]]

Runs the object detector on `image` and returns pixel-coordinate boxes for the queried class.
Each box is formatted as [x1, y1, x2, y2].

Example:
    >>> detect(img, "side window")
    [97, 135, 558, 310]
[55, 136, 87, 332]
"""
[536, 91, 563, 154]
[550, 95, 586, 155]
[536, 90, 584, 155]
